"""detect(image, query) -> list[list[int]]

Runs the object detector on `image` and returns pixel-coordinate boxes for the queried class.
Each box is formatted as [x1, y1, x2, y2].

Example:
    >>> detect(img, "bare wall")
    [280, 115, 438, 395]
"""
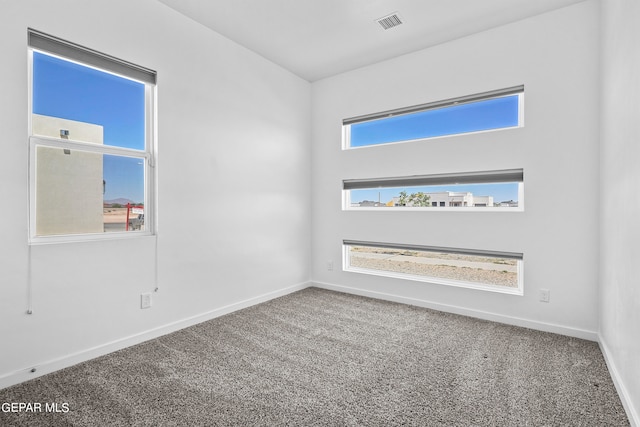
[311, 2, 600, 337]
[0, 0, 311, 385]
[599, 0, 640, 423]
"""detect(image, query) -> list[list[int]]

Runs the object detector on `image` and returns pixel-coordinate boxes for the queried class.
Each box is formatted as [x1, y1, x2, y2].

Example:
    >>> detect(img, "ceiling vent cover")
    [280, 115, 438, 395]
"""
[376, 12, 403, 30]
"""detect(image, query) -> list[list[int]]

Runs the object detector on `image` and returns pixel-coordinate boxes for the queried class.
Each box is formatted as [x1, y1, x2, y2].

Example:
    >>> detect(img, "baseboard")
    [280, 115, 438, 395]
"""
[0, 281, 311, 390]
[311, 281, 598, 341]
[1, 280, 602, 391]
[598, 336, 639, 427]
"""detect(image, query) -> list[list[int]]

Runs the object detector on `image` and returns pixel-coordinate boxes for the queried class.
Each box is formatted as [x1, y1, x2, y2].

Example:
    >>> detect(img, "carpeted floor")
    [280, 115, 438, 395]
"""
[0, 287, 630, 426]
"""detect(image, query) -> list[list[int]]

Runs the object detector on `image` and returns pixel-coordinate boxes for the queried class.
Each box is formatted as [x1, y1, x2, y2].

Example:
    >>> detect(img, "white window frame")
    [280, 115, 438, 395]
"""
[27, 29, 157, 244]
[343, 169, 524, 212]
[342, 85, 524, 150]
[343, 240, 524, 295]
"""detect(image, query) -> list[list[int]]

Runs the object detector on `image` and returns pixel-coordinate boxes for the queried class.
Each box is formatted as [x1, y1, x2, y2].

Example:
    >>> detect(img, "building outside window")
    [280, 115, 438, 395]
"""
[344, 170, 523, 211]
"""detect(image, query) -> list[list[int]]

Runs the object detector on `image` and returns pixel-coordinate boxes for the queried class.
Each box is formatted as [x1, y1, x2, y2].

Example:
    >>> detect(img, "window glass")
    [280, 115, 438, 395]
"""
[346, 92, 521, 149]
[348, 182, 520, 208]
[30, 45, 153, 241]
[34, 146, 104, 236]
[102, 155, 145, 233]
[345, 243, 523, 294]
[344, 170, 523, 210]
[33, 52, 145, 150]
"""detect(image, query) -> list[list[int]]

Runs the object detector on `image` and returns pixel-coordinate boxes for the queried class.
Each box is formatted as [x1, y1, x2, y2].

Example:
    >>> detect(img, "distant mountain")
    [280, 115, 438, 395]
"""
[104, 198, 135, 206]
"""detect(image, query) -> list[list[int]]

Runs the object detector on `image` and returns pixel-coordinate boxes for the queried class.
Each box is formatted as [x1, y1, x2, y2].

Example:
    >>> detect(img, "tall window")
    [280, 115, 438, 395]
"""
[28, 29, 156, 242]
[343, 86, 523, 149]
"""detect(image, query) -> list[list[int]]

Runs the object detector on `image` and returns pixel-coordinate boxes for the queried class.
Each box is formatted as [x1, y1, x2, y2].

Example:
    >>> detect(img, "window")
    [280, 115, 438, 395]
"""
[344, 169, 524, 210]
[343, 86, 523, 149]
[344, 241, 523, 295]
[28, 29, 156, 242]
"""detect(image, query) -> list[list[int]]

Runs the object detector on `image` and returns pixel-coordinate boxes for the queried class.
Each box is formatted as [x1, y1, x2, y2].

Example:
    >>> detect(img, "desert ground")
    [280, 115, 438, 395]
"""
[349, 246, 518, 288]
[103, 207, 144, 231]
[103, 207, 129, 224]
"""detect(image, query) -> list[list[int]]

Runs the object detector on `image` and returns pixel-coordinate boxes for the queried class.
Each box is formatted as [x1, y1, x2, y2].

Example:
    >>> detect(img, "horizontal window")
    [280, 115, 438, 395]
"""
[343, 169, 523, 210]
[343, 86, 523, 149]
[343, 241, 523, 295]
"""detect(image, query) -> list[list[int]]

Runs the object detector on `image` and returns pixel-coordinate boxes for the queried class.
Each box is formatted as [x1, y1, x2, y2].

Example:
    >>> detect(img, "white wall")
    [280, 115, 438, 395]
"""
[0, 0, 311, 387]
[600, 0, 640, 423]
[311, 2, 600, 338]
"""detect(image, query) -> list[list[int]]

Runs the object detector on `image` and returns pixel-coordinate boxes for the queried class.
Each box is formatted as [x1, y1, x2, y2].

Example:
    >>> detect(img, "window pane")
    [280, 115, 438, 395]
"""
[349, 182, 520, 208]
[35, 146, 144, 236]
[103, 155, 145, 232]
[35, 145, 104, 236]
[349, 95, 520, 148]
[346, 245, 520, 290]
[32, 51, 145, 150]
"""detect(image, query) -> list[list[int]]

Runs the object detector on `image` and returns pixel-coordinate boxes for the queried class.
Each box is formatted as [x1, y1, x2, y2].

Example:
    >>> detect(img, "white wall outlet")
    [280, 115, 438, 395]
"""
[141, 293, 152, 309]
[327, 260, 333, 271]
[539, 289, 550, 303]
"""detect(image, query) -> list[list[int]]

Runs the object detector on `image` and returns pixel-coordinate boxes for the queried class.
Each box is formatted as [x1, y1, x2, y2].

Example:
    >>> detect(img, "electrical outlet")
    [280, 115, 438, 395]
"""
[141, 293, 152, 309]
[327, 260, 334, 271]
[539, 289, 550, 303]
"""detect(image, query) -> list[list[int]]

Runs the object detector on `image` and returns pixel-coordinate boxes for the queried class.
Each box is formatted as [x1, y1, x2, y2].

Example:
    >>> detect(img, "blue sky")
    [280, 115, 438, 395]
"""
[33, 51, 145, 203]
[350, 95, 519, 147]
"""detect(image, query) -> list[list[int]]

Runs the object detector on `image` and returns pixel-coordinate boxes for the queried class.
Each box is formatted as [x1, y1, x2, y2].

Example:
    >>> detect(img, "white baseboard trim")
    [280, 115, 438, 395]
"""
[0, 281, 311, 390]
[311, 281, 598, 341]
[1, 280, 604, 391]
[598, 336, 639, 427]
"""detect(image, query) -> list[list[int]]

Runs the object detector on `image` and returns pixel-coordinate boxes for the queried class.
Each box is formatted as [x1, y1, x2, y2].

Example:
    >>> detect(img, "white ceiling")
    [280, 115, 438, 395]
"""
[158, 0, 587, 82]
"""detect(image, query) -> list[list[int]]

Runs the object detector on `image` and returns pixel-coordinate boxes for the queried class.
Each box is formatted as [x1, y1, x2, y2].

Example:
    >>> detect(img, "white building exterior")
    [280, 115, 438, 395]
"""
[389, 192, 495, 207]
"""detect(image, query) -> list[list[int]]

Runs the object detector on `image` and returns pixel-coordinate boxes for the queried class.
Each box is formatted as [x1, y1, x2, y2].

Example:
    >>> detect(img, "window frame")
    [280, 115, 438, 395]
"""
[343, 169, 525, 212]
[343, 240, 524, 295]
[27, 30, 157, 244]
[342, 85, 524, 150]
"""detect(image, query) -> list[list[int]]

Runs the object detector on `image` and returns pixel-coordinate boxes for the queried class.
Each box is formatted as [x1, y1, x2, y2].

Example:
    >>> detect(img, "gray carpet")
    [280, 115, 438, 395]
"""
[0, 287, 629, 426]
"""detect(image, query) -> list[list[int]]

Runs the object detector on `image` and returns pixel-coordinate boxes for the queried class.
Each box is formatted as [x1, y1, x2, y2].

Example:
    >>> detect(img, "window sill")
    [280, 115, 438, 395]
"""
[345, 266, 524, 295]
[344, 206, 524, 213]
[28, 230, 155, 246]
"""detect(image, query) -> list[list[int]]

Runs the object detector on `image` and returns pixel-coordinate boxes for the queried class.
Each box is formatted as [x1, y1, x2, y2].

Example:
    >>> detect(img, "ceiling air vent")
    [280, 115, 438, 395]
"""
[376, 12, 403, 30]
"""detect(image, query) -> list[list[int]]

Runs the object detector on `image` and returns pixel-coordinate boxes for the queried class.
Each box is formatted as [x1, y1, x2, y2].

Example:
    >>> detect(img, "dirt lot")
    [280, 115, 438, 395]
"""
[103, 207, 129, 224]
[349, 246, 518, 288]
